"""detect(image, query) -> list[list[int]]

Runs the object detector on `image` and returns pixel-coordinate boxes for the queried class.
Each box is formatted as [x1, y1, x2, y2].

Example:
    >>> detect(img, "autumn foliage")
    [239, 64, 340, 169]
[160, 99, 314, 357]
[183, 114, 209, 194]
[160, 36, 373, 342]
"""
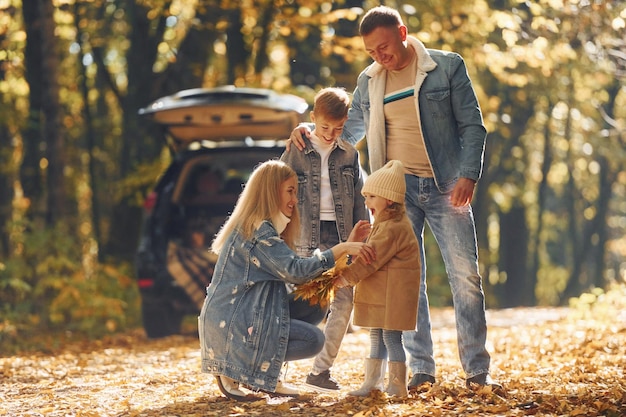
[2, 287, 625, 416]
[294, 254, 351, 309]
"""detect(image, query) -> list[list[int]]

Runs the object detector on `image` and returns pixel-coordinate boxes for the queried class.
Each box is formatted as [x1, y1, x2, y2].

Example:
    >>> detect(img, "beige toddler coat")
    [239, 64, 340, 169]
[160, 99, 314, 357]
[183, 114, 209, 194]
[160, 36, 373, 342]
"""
[342, 208, 421, 331]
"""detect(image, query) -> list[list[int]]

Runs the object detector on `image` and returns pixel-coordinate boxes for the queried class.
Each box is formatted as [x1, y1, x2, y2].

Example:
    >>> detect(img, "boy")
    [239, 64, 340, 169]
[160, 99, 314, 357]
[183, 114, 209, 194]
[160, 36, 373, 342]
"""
[280, 87, 369, 392]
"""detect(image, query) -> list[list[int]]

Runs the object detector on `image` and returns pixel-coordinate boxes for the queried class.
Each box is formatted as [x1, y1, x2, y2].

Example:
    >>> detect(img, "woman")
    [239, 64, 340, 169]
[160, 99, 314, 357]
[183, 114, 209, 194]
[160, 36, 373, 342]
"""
[199, 160, 372, 401]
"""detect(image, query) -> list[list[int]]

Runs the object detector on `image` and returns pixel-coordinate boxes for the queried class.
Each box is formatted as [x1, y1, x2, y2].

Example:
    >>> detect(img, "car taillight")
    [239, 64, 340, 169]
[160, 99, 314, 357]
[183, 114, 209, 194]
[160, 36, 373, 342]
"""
[143, 191, 158, 212]
[137, 278, 155, 289]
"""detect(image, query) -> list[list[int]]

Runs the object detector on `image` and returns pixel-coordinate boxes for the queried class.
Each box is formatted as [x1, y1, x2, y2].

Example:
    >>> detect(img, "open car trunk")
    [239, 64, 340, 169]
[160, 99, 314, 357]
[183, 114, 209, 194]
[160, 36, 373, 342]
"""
[135, 86, 309, 338]
[139, 85, 309, 149]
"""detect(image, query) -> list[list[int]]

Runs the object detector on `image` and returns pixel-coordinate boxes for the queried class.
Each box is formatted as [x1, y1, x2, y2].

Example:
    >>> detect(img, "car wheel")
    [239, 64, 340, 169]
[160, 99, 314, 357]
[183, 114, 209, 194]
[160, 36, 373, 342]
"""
[141, 296, 184, 339]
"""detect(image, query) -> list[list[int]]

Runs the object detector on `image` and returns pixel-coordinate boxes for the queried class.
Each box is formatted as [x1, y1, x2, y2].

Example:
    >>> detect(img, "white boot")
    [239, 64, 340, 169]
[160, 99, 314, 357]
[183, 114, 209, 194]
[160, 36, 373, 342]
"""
[274, 379, 300, 397]
[385, 361, 408, 398]
[215, 375, 247, 401]
[348, 358, 386, 397]
[272, 362, 300, 397]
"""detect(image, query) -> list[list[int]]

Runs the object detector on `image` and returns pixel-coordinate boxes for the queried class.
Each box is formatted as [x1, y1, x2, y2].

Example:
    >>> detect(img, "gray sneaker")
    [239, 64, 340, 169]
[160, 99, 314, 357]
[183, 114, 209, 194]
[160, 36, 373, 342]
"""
[304, 370, 340, 393]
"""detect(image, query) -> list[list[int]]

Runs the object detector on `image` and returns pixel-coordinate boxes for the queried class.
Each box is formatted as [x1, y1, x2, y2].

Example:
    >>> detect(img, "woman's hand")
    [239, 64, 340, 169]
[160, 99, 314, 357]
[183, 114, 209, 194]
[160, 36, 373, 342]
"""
[332, 241, 375, 264]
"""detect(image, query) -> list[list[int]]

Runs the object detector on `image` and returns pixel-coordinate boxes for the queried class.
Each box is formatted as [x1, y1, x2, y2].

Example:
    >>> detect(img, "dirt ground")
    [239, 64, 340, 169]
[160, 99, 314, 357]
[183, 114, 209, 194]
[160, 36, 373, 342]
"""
[1, 307, 625, 416]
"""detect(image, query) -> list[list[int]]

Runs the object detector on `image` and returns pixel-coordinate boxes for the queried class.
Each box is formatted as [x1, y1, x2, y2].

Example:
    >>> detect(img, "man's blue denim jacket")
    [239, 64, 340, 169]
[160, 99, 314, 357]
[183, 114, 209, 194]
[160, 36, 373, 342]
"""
[199, 221, 334, 392]
[342, 36, 487, 192]
[280, 138, 369, 256]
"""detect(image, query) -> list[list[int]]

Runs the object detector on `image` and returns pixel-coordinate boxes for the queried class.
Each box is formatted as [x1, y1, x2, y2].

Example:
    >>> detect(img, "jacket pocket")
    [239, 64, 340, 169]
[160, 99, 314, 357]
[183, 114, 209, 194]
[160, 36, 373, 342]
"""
[297, 173, 308, 205]
[341, 167, 356, 198]
[424, 88, 451, 120]
[244, 305, 263, 349]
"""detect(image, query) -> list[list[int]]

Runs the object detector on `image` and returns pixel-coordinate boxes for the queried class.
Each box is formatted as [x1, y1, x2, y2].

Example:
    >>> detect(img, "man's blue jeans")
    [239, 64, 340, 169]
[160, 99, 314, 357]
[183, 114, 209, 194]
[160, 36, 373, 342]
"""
[402, 175, 490, 379]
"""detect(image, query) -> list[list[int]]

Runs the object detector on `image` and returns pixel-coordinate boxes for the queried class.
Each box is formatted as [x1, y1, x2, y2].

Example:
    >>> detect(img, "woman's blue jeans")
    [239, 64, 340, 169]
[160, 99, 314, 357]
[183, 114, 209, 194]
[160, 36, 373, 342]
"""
[402, 175, 490, 379]
[285, 294, 325, 361]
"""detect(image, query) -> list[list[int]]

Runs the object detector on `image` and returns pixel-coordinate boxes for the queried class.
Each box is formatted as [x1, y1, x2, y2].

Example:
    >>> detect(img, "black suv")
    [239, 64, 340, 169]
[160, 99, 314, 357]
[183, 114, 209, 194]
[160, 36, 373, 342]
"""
[135, 86, 308, 338]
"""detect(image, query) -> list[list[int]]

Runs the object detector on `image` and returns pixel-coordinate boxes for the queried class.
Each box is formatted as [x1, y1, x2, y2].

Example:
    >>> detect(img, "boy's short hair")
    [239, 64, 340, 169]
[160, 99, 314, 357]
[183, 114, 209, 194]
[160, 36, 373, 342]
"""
[359, 6, 403, 36]
[312, 87, 350, 121]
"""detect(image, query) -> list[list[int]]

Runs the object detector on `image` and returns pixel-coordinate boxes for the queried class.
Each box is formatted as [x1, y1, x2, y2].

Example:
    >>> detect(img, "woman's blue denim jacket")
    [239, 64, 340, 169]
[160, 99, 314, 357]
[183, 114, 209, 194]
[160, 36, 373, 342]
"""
[199, 221, 335, 392]
[342, 36, 487, 192]
[280, 138, 369, 256]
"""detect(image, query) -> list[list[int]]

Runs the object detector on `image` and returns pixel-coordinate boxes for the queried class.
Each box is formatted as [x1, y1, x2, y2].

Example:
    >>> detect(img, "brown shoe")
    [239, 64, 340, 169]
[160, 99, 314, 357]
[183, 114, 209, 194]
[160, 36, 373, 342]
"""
[408, 373, 435, 392]
[466, 373, 506, 397]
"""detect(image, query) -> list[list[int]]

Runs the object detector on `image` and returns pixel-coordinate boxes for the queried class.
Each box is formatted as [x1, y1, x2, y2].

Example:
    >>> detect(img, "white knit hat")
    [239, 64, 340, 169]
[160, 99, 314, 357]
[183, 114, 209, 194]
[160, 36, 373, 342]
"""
[362, 160, 406, 203]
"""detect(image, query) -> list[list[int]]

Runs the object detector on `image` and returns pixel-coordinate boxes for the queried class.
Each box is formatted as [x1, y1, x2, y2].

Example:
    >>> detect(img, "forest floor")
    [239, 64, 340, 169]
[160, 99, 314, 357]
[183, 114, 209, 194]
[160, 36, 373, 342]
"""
[1, 306, 625, 417]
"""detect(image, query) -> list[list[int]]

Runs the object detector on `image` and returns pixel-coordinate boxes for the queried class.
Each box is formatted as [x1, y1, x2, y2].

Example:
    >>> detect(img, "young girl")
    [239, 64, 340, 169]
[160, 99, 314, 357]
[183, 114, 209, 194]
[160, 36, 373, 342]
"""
[334, 160, 421, 398]
[198, 160, 373, 401]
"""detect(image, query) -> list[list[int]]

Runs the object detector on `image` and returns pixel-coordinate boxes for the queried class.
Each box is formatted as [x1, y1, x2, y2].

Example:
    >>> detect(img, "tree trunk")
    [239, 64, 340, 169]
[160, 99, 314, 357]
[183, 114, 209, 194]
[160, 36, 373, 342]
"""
[21, 0, 46, 222]
[498, 205, 529, 307]
[472, 160, 490, 268]
[226, 7, 246, 85]
[103, 0, 218, 261]
[253, 6, 276, 75]
[591, 81, 623, 288]
[158, 0, 219, 94]
[0, 125, 13, 258]
[288, 19, 322, 87]
[562, 92, 583, 300]
[528, 111, 553, 307]
[326, 0, 364, 89]
[0, 25, 13, 257]
[39, 0, 68, 226]
[22, 0, 68, 227]
[561, 154, 617, 302]
[591, 156, 612, 288]
[74, 1, 102, 245]
[102, 0, 160, 260]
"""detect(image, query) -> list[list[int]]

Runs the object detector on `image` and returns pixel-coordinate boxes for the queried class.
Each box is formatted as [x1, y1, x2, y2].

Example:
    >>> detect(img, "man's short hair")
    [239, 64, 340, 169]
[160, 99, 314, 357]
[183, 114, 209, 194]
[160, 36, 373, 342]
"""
[359, 6, 404, 36]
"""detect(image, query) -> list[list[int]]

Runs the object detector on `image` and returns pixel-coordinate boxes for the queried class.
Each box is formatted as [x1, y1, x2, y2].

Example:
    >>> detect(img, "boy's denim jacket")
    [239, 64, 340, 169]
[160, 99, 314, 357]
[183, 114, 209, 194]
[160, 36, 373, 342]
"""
[199, 220, 335, 392]
[342, 36, 487, 192]
[281, 138, 369, 256]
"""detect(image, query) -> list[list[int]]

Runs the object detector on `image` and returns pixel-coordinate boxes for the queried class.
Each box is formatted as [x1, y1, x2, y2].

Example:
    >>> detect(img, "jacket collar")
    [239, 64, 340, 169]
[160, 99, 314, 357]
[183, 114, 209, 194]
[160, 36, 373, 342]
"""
[303, 136, 350, 154]
[364, 36, 437, 78]
[374, 206, 406, 224]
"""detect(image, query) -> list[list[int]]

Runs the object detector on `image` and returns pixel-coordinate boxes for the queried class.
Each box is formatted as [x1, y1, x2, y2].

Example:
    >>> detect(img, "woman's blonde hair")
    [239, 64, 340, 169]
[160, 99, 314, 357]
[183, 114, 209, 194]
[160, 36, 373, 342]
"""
[211, 159, 300, 254]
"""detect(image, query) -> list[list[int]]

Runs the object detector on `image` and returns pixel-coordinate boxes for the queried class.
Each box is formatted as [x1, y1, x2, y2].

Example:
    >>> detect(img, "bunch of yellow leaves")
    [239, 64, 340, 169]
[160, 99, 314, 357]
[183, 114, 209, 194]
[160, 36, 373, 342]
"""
[293, 254, 351, 309]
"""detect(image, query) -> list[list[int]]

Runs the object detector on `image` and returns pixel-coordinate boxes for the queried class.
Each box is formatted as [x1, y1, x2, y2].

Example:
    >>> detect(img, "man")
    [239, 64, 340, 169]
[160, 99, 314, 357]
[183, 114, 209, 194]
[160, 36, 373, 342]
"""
[288, 5, 503, 394]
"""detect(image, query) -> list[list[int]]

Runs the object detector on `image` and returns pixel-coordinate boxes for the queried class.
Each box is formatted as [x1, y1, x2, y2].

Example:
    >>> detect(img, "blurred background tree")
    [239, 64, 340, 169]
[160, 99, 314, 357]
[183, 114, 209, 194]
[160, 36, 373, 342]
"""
[0, 0, 624, 344]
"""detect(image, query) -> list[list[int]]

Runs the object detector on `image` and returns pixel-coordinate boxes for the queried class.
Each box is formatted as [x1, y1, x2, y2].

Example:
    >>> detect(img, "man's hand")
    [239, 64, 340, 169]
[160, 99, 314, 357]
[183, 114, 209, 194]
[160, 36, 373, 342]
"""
[450, 177, 476, 207]
[285, 124, 312, 151]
